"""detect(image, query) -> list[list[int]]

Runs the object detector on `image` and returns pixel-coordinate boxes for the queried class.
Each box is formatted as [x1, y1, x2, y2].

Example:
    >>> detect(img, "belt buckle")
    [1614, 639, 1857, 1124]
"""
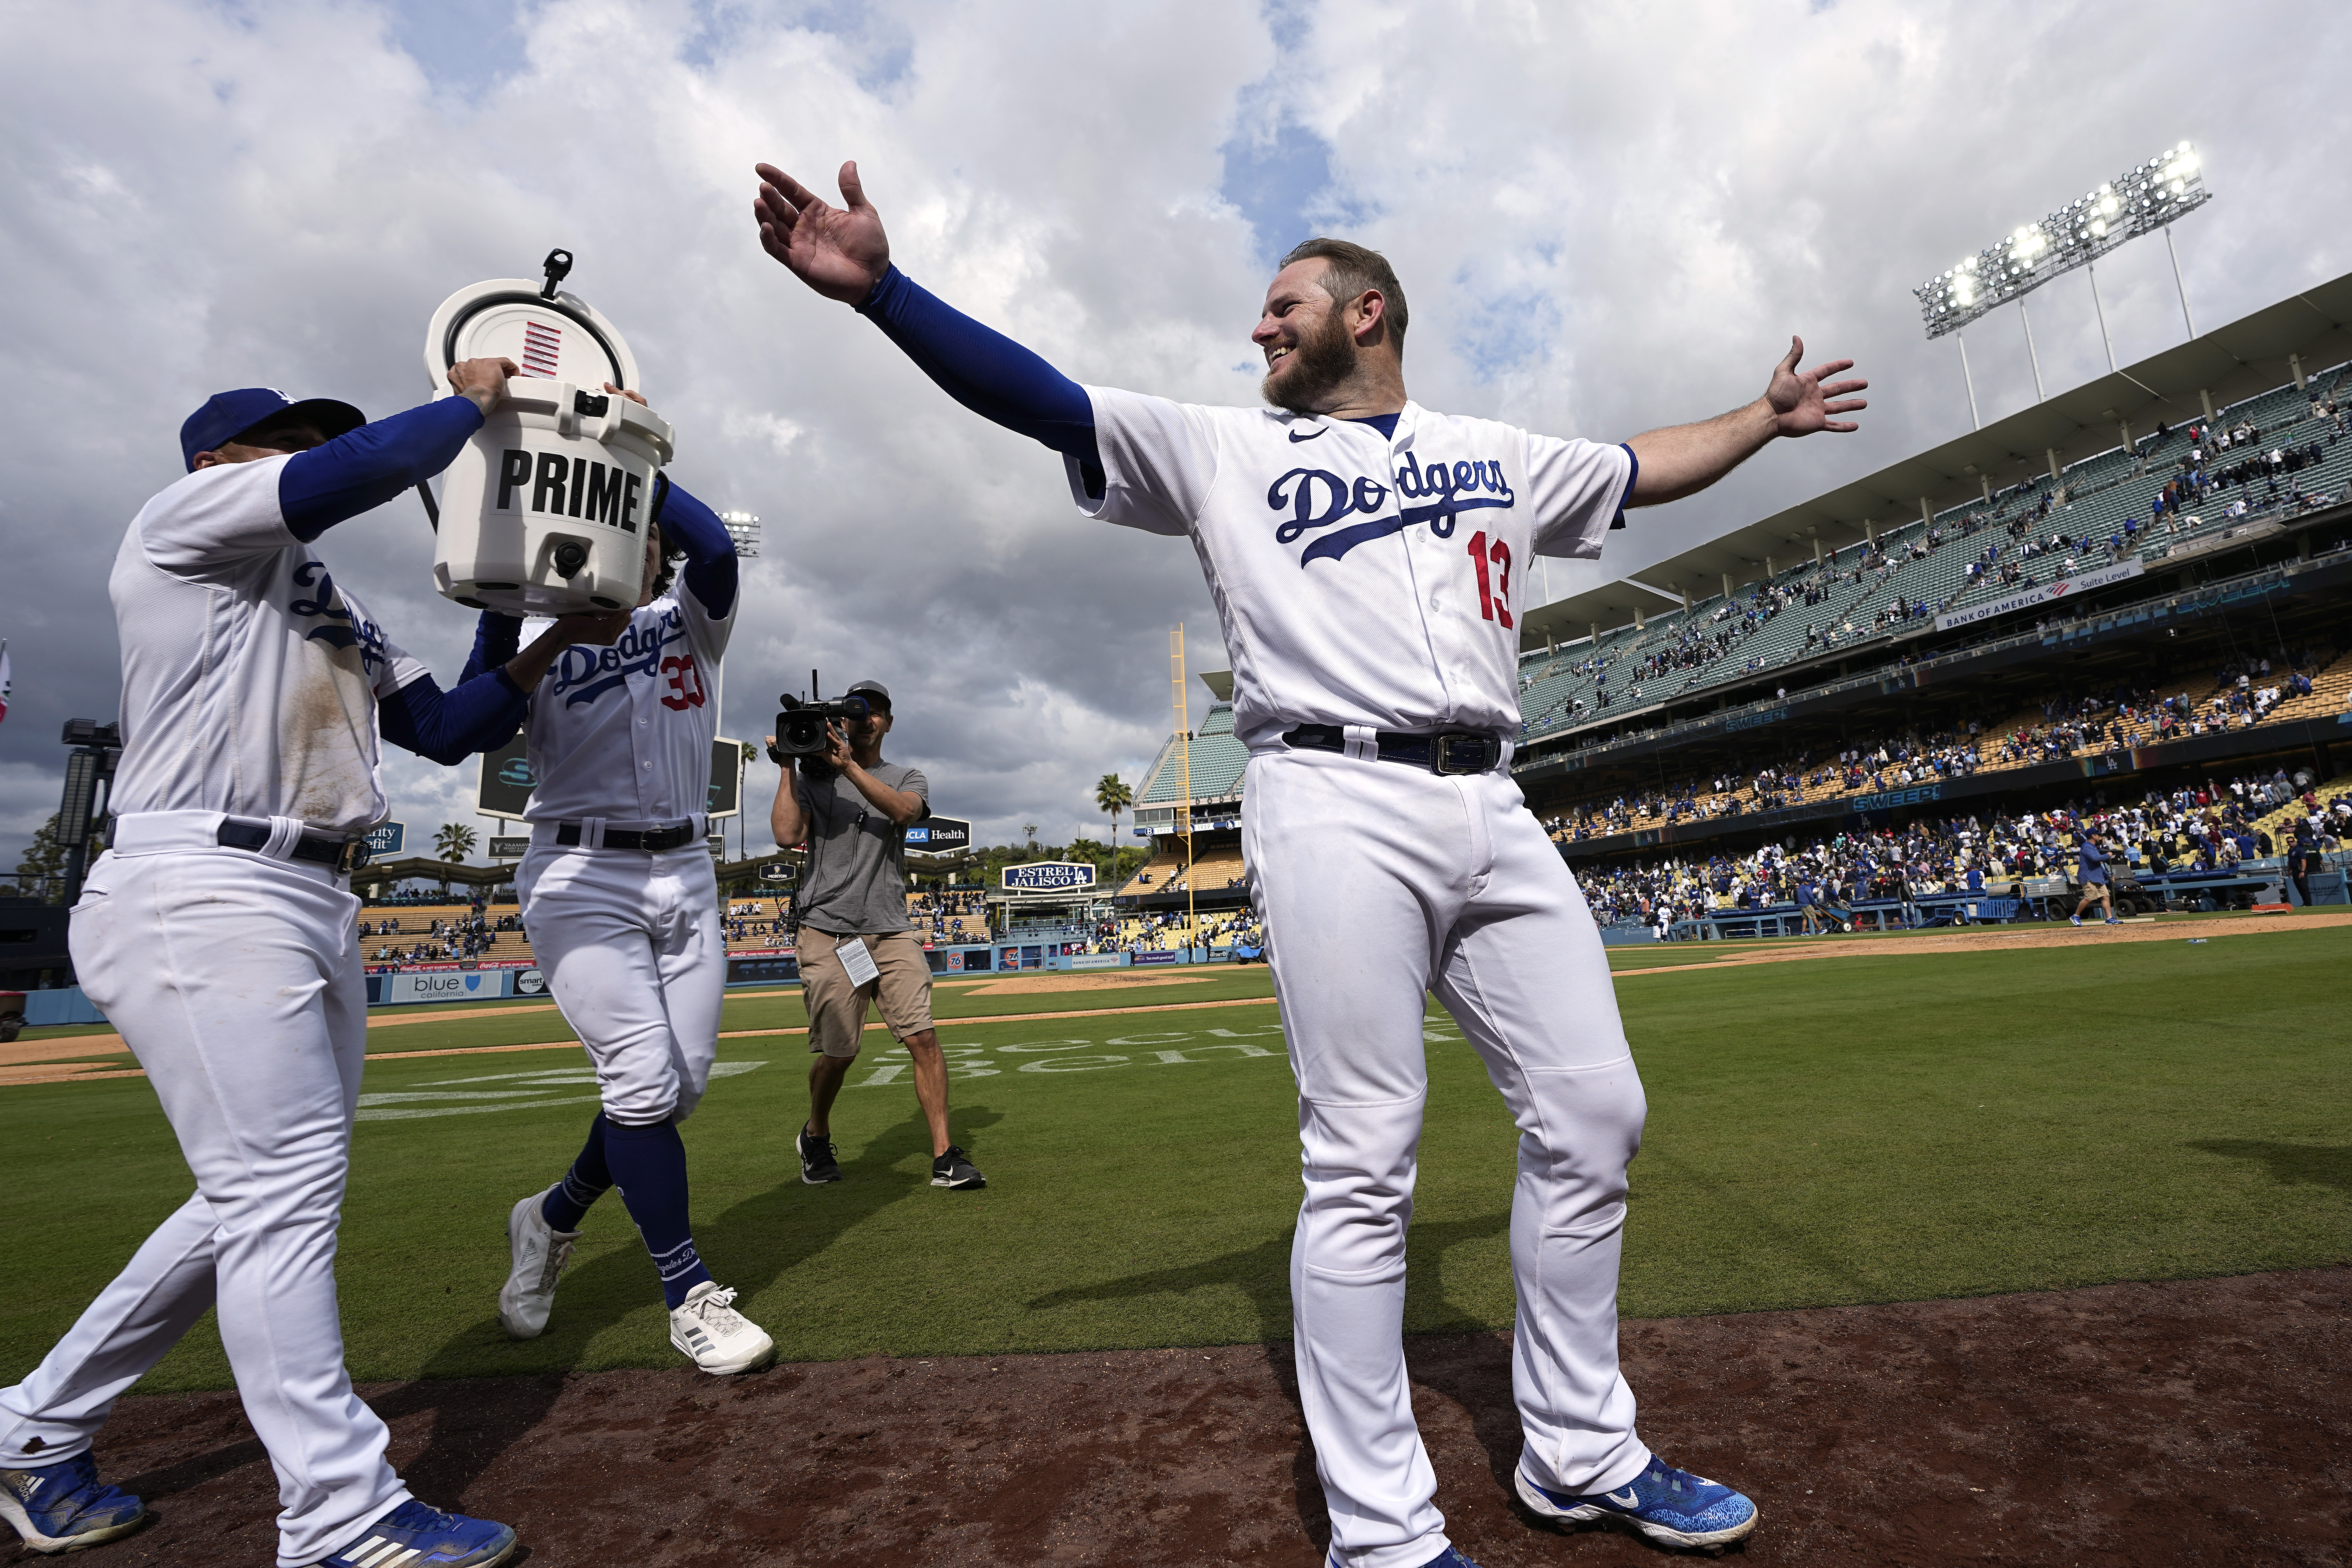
[337, 839, 370, 876]
[1432, 732, 1496, 776]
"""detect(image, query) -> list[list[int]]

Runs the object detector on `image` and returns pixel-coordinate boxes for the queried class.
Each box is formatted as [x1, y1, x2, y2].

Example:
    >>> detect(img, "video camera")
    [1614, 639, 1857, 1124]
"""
[768, 671, 871, 764]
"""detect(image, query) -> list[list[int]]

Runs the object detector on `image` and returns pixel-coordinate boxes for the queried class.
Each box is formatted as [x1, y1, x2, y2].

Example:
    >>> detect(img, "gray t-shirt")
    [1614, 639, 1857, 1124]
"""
[793, 759, 929, 935]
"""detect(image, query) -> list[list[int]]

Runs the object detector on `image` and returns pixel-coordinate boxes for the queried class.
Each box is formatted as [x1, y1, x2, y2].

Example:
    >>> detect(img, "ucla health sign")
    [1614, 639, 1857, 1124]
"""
[906, 816, 971, 852]
[1002, 861, 1096, 893]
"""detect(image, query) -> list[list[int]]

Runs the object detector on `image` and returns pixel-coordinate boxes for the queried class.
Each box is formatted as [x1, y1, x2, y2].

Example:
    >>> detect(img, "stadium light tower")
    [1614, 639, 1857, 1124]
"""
[1913, 142, 2210, 427]
[719, 509, 761, 558]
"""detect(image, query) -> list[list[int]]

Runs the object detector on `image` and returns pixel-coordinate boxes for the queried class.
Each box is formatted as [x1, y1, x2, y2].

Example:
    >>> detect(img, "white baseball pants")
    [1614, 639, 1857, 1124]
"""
[1242, 747, 1652, 1568]
[517, 844, 722, 1125]
[0, 840, 408, 1568]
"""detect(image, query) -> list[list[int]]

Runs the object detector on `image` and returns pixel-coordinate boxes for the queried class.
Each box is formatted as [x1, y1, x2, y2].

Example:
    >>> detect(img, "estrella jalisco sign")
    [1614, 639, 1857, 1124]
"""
[1001, 861, 1097, 893]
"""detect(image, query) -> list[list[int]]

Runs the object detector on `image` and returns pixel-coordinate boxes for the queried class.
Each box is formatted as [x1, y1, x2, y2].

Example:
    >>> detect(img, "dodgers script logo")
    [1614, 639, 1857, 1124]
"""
[288, 560, 392, 676]
[550, 607, 686, 707]
[1268, 452, 1515, 565]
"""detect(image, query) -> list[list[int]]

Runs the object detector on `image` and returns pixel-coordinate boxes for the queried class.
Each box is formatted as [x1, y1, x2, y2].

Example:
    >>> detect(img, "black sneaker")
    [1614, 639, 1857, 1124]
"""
[931, 1145, 986, 1190]
[797, 1126, 843, 1184]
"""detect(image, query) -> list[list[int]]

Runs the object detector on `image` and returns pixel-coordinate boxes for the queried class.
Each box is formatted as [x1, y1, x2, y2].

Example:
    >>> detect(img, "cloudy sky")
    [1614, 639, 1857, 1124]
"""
[4, 0, 2347, 867]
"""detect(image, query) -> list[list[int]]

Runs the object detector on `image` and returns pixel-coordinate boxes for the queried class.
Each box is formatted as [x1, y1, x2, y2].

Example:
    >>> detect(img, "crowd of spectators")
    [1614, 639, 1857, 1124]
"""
[2141, 402, 2346, 529]
[1572, 770, 2349, 932]
[909, 888, 991, 945]
[1542, 643, 2339, 843]
[1096, 909, 1261, 954]
[361, 903, 509, 965]
[1518, 383, 2349, 745]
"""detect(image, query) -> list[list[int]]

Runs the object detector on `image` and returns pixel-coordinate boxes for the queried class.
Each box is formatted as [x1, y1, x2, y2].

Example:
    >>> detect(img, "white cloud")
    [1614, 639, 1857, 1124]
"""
[1, 0, 2346, 868]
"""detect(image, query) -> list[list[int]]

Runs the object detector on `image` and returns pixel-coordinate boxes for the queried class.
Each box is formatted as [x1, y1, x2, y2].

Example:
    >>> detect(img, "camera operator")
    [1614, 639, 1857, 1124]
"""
[769, 681, 985, 1191]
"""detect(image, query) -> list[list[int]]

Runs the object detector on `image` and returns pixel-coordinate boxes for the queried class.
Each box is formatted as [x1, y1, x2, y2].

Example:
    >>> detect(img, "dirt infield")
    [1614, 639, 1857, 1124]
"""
[25, 1267, 2345, 1567]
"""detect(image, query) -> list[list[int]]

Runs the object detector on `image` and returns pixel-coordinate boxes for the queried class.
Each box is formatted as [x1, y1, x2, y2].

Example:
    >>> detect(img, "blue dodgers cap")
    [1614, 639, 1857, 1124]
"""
[179, 388, 366, 472]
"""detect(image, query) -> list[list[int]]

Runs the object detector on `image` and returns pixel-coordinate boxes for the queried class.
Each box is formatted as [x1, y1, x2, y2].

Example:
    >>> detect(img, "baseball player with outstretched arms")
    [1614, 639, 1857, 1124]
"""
[0, 367, 614, 1567]
[753, 160, 1866, 1567]
[492, 386, 776, 1376]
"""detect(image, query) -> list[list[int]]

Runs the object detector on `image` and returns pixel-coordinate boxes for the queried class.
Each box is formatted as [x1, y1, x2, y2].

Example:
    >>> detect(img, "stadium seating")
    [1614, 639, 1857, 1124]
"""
[1170, 845, 1249, 893]
[357, 902, 522, 965]
[1517, 367, 2351, 742]
[1542, 633, 2343, 841]
[1116, 846, 1189, 898]
[2249, 774, 2352, 846]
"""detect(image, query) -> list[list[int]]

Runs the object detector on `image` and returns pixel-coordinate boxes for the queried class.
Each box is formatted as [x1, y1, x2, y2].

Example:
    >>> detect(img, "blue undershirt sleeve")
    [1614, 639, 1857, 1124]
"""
[652, 478, 738, 619]
[462, 611, 525, 683]
[855, 266, 1103, 489]
[378, 667, 529, 765]
[278, 398, 485, 541]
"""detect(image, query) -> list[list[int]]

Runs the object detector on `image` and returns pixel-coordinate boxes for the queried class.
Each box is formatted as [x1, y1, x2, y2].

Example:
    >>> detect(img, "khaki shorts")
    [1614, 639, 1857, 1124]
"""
[799, 927, 935, 1058]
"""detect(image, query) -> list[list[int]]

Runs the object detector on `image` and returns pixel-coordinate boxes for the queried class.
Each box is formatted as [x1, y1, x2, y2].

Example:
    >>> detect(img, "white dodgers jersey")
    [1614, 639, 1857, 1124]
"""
[109, 456, 429, 837]
[521, 585, 731, 827]
[1068, 390, 1632, 748]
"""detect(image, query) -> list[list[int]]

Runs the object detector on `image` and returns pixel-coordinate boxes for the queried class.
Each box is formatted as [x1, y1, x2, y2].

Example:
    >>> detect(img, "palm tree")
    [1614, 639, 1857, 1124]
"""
[1023, 823, 1040, 857]
[433, 822, 477, 895]
[1094, 774, 1132, 883]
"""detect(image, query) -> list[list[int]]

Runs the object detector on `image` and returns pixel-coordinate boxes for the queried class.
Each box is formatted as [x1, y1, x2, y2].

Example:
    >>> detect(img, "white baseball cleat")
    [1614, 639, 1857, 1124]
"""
[669, 1282, 775, 1375]
[497, 1189, 581, 1341]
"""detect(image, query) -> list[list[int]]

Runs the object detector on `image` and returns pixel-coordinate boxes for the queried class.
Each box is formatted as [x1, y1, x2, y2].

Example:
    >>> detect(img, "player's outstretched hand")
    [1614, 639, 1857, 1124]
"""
[503, 604, 634, 692]
[449, 356, 519, 415]
[754, 160, 890, 305]
[1764, 337, 1868, 437]
[546, 606, 634, 647]
[602, 382, 649, 407]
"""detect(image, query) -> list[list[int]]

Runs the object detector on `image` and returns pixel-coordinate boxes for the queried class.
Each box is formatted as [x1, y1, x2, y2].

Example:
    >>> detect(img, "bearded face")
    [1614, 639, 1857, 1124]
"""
[1260, 294, 1360, 414]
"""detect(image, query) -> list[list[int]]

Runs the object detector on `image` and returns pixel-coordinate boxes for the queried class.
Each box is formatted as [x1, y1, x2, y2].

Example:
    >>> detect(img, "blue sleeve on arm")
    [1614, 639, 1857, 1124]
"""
[652, 478, 738, 619]
[856, 267, 1103, 486]
[462, 611, 525, 684]
[378, 668, 528, 766]
[279, 398, 484, 541]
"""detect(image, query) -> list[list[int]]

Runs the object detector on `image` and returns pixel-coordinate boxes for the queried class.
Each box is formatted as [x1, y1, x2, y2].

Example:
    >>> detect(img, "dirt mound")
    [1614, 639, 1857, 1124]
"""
[33, 1267, 2348, 1566]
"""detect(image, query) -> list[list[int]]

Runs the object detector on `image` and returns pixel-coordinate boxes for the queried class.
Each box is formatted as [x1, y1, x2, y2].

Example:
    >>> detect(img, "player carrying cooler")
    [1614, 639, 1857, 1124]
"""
[1, 366, 613, 1568]
[493, 387, 775, 1377]
[752, 160, 1866, 1568]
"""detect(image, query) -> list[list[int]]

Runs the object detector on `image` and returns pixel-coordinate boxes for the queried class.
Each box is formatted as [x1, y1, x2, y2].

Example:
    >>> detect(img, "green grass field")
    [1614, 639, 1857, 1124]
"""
[3, 927, 2348, 1393]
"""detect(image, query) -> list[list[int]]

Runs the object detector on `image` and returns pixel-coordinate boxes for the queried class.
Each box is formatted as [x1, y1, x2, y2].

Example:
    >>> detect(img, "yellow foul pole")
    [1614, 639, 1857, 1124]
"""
[1170, 624, 1197, 957]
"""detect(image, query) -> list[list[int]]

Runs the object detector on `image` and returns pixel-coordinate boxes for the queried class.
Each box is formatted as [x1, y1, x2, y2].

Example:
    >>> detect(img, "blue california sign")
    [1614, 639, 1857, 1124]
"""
[1002, 861, 1097, 893]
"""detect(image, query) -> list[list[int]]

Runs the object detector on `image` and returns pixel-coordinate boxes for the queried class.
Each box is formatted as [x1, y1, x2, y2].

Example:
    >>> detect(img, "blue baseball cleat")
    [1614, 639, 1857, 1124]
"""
[1335, 1548, 1484, 1568]
[1516, 1455, 1758, 1553]
[308, 1499, 517, 1567]
[0, 1450, 148, 1554]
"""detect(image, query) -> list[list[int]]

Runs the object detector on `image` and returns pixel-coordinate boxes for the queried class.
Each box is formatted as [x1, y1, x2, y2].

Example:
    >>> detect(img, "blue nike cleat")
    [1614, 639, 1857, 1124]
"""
[1516, 1455, 1758, 1553]
[309, 1499, 517, 1567]
[0, 1450, 148, 1554]
[1334, 1548, 1484, 1568]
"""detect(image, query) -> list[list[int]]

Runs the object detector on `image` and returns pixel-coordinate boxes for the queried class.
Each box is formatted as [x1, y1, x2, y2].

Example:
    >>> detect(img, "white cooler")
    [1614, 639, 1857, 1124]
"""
[423, 263, 676, 614]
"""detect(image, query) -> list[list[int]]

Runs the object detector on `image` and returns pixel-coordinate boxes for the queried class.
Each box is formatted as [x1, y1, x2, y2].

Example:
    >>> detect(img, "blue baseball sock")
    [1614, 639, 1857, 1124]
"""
[603, 1116, 712, 1309]
[540, 1114, 613, 1232]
